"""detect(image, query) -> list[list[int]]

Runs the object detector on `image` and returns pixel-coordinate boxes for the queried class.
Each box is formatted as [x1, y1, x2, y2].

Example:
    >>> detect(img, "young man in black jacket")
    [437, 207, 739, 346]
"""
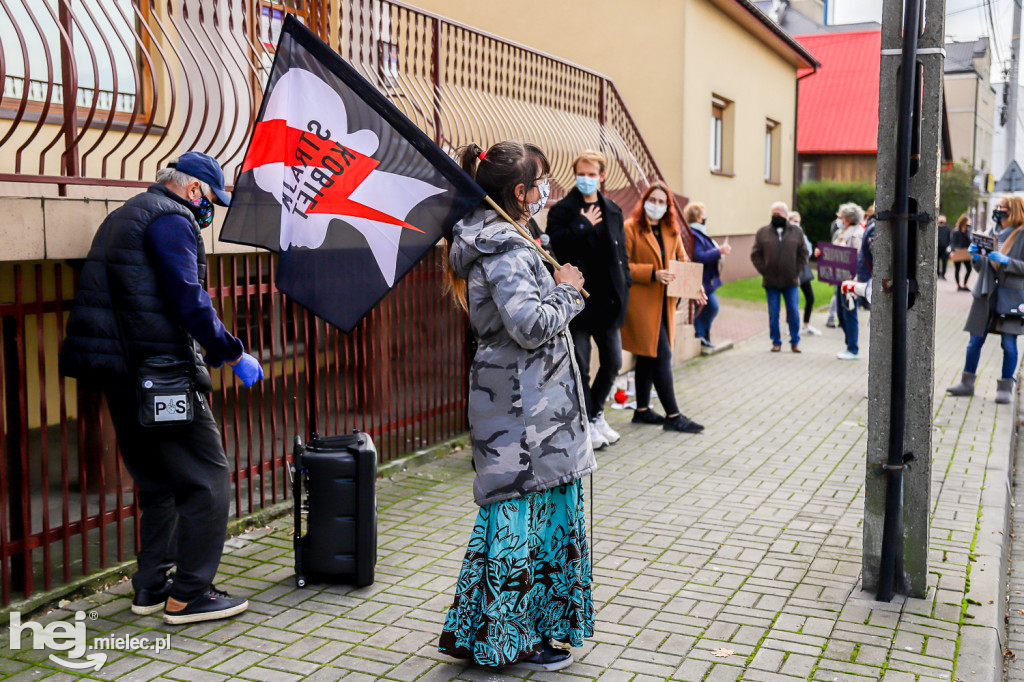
[547, 150, 632, 449]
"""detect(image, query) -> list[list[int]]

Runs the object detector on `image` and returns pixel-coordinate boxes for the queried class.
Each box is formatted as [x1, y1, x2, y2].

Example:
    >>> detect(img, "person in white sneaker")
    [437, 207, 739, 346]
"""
[790, 212, 822, 337]
[832, 203, 865, 360]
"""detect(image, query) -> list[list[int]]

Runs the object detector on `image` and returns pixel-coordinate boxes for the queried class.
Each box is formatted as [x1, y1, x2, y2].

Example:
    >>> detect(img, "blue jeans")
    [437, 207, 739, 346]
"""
[766, 286, 800, 347]
[964, 333, 1020, 380]
[694, 291, 719, 341]
[835, 288, 858, 354]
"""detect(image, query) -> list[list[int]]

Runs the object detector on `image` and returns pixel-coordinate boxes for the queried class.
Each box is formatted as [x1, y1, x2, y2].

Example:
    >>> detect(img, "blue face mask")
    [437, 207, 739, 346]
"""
[576, 175, 600, 196]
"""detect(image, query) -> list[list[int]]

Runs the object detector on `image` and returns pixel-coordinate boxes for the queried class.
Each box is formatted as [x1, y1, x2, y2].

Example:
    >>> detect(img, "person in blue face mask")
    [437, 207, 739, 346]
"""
[546, 150, 632, 451]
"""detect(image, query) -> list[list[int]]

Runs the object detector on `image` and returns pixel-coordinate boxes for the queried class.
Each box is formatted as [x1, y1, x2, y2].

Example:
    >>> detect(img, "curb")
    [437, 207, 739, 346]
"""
[377, 433, 470, 478]
[0, 499, 296, 626]
[701, 339, 735, 356]
[955, 379, 1019, 681]
[0, 437, 471, 625]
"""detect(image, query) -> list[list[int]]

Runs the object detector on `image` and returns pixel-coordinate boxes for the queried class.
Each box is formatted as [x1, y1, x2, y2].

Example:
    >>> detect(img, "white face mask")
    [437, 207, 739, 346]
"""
[528, 178, 550, 217]
[644, 201, 667, 222]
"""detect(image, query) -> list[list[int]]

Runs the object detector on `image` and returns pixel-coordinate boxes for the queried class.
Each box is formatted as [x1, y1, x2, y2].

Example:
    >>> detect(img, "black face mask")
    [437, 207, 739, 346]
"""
[994, 208, 1008, 226]
[701, 218, 707, 226]
[771, 214, 787, 229]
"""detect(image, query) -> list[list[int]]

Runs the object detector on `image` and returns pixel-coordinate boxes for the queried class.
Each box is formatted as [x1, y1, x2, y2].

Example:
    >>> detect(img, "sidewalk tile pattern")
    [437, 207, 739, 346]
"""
[0, 279, 1012, 681]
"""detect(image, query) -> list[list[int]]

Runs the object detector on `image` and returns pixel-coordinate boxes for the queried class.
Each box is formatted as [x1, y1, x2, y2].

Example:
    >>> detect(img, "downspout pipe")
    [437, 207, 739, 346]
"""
[793, 64, 819, 208]
[877, 0, 923, 603]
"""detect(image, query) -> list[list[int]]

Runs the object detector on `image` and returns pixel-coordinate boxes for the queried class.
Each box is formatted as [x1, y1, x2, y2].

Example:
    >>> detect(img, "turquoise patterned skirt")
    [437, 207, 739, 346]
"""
[438, 479, 594, 667]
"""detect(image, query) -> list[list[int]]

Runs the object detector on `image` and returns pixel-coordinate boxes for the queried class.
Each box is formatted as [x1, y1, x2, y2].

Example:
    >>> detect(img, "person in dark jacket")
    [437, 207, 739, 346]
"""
[684, 201, 732, 350]
[937, 214, 951, 279]
[750, 201, 809, 353]
[60, 152, 263, 625]
[547, 150, 631, 450]
[951, 213, 973, 291]
[947, 196, 1024, 403]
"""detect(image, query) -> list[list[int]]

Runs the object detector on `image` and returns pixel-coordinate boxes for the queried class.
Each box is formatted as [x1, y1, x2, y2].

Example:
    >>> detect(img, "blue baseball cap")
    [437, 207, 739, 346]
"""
[171, 151, 231, 207]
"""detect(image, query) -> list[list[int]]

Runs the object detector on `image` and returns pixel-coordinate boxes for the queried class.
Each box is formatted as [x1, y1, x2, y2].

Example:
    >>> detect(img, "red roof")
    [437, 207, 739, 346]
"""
[795, 31, 881, 155]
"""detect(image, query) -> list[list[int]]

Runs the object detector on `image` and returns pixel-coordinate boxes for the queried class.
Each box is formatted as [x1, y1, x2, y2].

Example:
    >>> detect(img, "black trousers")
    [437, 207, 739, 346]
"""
[571, 325, 623, 420]
[954, 260, 971, 288]
[937, 250, 949, 277]
[104, 389, 230, 602]
[799, 280, 815, 324]
[634, 315, 680, 416]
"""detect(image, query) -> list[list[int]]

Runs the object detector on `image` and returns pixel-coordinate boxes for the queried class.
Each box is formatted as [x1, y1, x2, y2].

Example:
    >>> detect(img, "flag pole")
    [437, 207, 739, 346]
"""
[484, 195, 590, 298]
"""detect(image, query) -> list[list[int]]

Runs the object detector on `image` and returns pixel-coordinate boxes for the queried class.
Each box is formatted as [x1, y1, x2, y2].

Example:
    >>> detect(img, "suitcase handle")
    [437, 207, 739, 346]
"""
[292, 436, 305, 586]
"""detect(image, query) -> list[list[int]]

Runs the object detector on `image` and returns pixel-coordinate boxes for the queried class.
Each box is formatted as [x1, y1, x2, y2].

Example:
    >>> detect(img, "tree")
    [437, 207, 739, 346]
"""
[939, 162, 977, 221]
[795, 180, 876, 245]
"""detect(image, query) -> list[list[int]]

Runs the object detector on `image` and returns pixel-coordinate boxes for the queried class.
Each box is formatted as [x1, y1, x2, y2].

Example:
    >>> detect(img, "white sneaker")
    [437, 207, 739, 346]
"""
[589, 425, 609, 450]
[803, 325, 823, 336]
[836, 350, 860, 361]
[592, 412, 620, 444]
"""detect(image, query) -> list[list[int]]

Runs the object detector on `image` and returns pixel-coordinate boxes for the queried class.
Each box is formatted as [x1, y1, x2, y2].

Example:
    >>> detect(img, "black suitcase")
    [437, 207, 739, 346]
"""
[291, 432, 377, 588]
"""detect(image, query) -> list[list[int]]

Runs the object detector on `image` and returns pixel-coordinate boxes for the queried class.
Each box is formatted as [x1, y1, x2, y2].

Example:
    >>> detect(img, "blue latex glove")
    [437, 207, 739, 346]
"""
[228, 352, 264, 387]
[969, 242, 980, 262]
[989, 250, 1010, 265]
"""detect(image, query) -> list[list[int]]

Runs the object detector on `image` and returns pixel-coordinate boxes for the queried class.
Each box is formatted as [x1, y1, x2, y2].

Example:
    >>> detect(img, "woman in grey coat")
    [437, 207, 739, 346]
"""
[947, 195, 1024, 403]
[437, 142, 594, 672]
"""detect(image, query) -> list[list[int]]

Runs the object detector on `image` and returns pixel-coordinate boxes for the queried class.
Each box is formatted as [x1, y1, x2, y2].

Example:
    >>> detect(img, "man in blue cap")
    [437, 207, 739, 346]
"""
[62, 151, 263, 625]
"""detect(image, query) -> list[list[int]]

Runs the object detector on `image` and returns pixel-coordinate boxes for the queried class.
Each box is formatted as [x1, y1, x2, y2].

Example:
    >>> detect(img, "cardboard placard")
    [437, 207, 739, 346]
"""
[666, 260, 703, 299]
[950, 248, 972, 263]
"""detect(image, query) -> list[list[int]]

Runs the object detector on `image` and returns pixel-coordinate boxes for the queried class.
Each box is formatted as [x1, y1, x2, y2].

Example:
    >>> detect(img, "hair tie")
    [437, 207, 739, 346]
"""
[478, 150, 487, 161]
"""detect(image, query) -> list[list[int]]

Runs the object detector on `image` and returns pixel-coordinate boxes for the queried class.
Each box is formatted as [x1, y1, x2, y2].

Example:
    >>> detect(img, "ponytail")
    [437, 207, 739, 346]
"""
[459, 143, 485, 179]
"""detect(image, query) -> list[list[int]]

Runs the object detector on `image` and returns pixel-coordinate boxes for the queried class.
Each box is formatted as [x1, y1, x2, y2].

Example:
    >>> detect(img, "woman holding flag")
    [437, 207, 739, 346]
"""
[437, 141, 595, 672]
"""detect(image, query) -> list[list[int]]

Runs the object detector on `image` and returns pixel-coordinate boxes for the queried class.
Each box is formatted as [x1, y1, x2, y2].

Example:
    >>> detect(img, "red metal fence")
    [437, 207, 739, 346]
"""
[0, 250, 464, 605]
[0, 0, 684, 606]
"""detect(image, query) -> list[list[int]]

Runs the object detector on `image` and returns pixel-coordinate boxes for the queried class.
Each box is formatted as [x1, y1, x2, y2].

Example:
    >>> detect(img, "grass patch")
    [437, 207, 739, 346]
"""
[717, 275, 835, 307]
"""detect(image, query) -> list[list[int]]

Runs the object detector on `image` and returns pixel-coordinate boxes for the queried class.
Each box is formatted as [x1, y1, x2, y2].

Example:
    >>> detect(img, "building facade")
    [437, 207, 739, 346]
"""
[404, 0, 817, 279]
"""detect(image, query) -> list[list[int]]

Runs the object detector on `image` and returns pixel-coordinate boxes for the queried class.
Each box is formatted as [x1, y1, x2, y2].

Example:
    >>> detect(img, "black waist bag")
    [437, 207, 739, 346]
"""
[137, 355, 195, 427]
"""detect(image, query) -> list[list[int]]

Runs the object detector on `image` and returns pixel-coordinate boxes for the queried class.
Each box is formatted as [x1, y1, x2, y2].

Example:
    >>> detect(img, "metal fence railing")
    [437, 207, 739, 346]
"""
[0, 249, 465, 605]
[0, 0, 687, 607]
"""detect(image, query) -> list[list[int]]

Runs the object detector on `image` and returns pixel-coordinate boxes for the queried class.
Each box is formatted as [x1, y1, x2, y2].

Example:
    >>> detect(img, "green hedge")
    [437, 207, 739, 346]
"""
[795, 180, 876, 246]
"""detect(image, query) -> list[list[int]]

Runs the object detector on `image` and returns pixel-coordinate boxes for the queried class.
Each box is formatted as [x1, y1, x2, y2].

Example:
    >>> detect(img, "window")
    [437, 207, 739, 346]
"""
[800, 160, 818, 184]
[711, 102, 724, 172]
[765, 119, 781, 183]
[710, 95, 734, 175]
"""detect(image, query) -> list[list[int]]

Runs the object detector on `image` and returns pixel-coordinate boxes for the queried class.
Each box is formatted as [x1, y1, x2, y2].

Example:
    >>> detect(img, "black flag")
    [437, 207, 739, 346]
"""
[221, 15, 485, 332]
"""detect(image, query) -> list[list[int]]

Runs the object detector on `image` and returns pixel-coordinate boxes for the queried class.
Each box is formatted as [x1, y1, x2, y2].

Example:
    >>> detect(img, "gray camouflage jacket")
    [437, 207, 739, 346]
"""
[450, 207, 597, 507]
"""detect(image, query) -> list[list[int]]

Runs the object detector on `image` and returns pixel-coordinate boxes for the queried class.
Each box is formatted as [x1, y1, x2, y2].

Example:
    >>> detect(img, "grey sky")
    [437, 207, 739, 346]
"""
[831, 0, 1016, 83]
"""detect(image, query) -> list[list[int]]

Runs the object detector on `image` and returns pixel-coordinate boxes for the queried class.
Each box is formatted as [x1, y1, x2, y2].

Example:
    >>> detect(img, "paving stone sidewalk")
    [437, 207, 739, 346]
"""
[2, 278, 1016, 682]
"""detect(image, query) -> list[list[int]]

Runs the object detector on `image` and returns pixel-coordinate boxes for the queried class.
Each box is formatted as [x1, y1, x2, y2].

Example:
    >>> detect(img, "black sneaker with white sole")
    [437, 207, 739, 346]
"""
[131, 578, 173, 616]
[163, 586, 248, 625]
[516, 642, 573, 672]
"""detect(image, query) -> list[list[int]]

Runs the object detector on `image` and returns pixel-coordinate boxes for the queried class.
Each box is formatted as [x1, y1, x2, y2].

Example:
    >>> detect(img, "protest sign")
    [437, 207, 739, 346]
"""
[666, 261, 704, 299]
[816, 242, 858, 285]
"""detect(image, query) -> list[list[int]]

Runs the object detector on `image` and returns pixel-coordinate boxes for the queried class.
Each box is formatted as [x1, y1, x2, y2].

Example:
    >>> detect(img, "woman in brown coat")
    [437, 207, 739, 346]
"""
[622, 183, 704, 433]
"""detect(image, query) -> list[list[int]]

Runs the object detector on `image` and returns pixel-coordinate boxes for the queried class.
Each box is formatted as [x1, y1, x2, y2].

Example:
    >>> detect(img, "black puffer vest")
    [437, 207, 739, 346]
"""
[60, 184, 212, 390]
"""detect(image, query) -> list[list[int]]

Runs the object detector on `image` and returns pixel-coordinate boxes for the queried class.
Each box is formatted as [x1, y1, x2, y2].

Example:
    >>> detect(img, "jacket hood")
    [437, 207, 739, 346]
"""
[450, 207, 533, 278]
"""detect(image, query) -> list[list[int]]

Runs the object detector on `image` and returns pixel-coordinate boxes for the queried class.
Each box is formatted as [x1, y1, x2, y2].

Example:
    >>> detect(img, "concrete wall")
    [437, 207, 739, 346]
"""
[0, 195, 256, 263]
